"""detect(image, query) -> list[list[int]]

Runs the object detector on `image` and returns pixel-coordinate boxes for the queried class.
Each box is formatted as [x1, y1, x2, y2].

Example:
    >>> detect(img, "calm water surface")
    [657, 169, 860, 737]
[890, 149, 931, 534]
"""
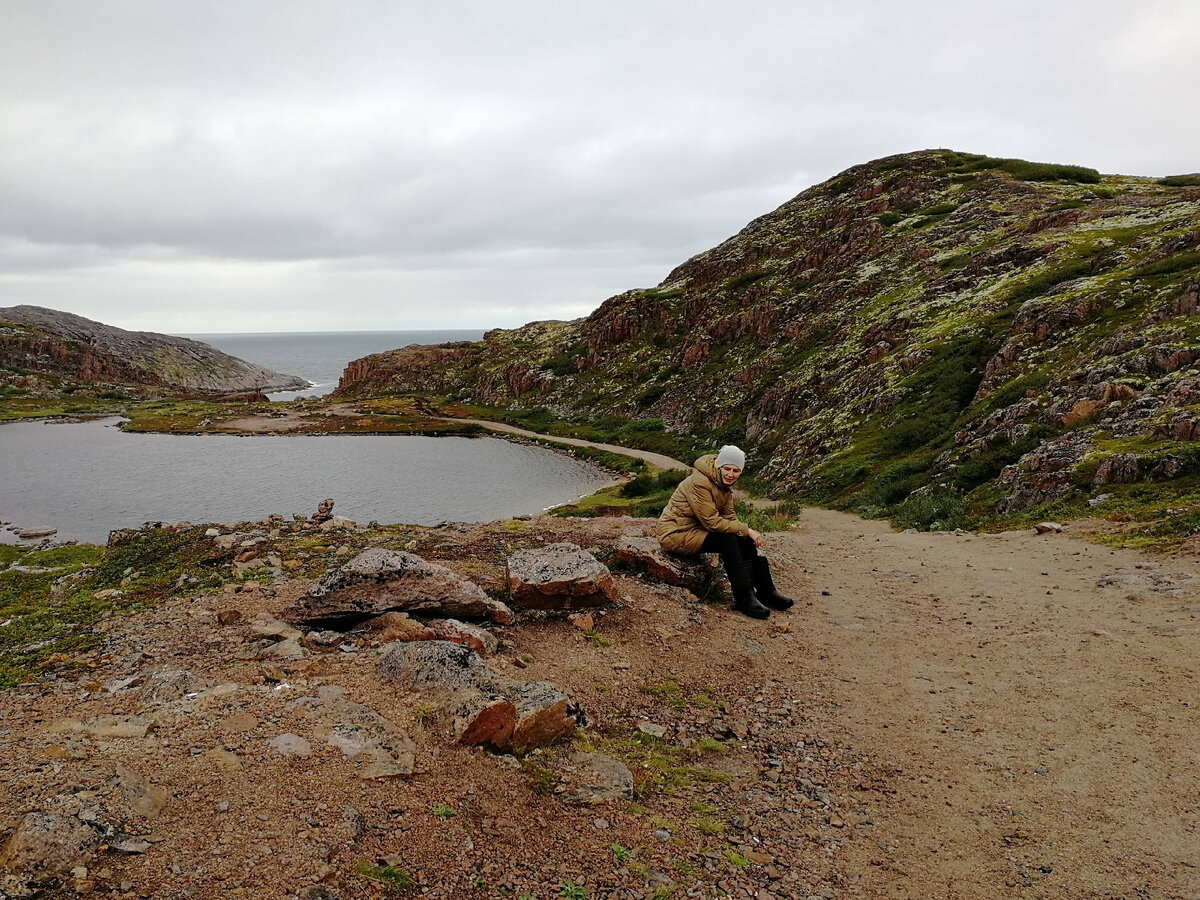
[0, 418, 611, 545]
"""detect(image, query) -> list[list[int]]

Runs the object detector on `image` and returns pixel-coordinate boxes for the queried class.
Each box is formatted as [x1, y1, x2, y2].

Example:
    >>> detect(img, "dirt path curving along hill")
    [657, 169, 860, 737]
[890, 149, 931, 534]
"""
[434, 417, 691, 472]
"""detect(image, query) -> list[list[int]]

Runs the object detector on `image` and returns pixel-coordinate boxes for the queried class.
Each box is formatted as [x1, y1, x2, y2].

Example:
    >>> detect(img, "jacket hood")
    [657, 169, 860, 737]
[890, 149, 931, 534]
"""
[693, 454, 728, 490]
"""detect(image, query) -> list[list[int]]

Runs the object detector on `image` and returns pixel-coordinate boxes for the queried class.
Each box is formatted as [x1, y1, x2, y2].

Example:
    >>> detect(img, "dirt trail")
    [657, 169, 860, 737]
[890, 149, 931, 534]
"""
[215, 408, 692, 473]
[435, 417, 690, 472]
[772, 509, 1198, 899]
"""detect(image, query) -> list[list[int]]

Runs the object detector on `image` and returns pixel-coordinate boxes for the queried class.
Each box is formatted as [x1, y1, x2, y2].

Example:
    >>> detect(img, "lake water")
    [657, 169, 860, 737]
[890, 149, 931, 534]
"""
[0, 418, 611, 545]
[185, 330, 486, 399]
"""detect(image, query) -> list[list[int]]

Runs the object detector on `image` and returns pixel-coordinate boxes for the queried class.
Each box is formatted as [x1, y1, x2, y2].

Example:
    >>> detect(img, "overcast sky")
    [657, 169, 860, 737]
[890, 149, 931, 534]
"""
[1, 1, 1197, 334]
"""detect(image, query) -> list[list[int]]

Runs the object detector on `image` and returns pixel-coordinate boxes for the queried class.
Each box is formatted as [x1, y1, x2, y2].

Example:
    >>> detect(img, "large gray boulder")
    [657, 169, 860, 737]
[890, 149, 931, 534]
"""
[378, 641, 577, 751]
[281, 548, 514, 628]
[505, 543, 617, 610]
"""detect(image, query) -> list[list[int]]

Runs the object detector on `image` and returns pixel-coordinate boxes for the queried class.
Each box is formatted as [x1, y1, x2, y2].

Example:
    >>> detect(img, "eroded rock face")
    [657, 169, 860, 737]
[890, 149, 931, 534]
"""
[505, 543, 616, 610]
[377, 641, 577, 751]
[281, 548, 514, 628]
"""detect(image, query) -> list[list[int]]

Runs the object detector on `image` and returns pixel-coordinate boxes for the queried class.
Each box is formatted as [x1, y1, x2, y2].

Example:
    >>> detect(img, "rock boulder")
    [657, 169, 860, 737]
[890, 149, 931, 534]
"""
[378, 640, 577, 751]
[281, 548, 514, 628]
[612, 536, 717, 593]
[505, 543, 617, 610]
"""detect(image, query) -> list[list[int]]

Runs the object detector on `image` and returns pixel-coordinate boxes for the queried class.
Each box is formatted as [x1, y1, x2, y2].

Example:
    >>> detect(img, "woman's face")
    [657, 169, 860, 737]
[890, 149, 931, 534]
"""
[719, 464, 741, 485]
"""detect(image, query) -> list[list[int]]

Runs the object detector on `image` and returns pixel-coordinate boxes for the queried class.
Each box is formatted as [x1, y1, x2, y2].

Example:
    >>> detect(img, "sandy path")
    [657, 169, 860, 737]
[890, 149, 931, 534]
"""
[214, 408, 692, 474]
[767, 509, 1199, 899]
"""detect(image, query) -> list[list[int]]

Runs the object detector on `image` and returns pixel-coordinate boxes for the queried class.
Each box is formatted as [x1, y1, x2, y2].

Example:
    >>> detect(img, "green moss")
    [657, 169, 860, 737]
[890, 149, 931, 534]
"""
[723, 270, 771, 292]
[1128, 251, 1200, 279]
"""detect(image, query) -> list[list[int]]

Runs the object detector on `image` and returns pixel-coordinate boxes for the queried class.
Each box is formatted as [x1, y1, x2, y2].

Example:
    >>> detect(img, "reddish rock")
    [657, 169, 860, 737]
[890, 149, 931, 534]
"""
[1093, 454, 1141, 486]
[428, 618, 499, 655]
[369, 612, 437, 643]
[0, 812, 98, 874]
[612, 536, 716, 593]
[378, 641, 578, 751]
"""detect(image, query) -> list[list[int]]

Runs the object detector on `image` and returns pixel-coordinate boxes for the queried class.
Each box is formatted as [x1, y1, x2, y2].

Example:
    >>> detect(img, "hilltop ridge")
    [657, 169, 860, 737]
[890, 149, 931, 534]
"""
[0, 306, 308, 395]
[335, 150, 1200, 533]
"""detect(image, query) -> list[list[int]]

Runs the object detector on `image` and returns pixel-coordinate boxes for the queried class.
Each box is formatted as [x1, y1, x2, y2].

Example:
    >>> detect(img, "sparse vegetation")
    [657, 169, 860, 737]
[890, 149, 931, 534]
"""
[1158, 173, 1200, 187]
[354, 861, 417, 890]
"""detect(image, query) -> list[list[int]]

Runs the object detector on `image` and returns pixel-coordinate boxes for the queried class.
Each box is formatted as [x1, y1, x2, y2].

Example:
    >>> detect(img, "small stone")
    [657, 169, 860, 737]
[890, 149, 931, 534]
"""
[204, 749, 241, 772]
[637, 722, 667, 738]
[568, 613, 594, 631]
[1034, 522, 1064, 535]
[18, 527, 57, 539]
[268, 734, 313, 757]
[219, 712, 258, 734]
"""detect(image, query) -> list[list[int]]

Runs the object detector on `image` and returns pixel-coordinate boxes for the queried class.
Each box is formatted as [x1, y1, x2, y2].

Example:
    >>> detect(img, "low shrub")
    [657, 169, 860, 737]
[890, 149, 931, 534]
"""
[1129, 251, 1200, 279]
[892, 485, 969, 531]
[723, 270, 771, 292]
[1158, 174, 1200, 188]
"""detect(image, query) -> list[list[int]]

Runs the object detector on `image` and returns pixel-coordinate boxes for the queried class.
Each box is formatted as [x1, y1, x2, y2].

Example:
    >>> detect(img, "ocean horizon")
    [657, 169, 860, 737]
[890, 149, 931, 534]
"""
[185, 329, 487, 398]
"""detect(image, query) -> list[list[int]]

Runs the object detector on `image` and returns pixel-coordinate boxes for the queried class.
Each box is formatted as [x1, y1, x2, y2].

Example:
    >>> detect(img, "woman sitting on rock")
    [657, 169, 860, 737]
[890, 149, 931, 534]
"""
[656, 445, 793, 619]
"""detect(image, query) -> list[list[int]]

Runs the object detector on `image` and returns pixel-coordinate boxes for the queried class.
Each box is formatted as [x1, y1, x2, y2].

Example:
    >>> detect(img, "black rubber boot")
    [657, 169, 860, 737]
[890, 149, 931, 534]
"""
[731, 560, 770, 620]
[752, 555, 794, 611]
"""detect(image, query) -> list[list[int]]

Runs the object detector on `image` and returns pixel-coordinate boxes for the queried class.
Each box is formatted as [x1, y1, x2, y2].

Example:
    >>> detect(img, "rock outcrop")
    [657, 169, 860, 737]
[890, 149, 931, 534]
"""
[0, 305, 307, 393]
[378, 640, 578, 751]
[613, 536, 718, 594]
[281, 548, 515, 628]
[505, 543, 618, 609]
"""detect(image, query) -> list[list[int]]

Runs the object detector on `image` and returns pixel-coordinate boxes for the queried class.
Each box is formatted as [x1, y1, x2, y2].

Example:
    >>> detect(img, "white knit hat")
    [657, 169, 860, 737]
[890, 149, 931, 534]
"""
[715, 445, 746, 469]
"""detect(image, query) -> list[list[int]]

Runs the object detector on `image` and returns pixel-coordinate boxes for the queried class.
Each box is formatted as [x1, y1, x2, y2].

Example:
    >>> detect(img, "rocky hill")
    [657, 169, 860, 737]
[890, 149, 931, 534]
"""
[0, 306, 308, 394]
[334, 150, 1200, 526]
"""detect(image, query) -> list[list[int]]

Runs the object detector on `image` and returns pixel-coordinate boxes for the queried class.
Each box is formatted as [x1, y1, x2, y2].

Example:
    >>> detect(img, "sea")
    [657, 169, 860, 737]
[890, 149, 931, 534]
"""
[185, 330, 487, 398]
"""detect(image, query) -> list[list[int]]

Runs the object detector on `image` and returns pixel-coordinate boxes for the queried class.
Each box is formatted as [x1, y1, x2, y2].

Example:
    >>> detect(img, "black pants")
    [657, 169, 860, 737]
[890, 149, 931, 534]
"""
[698, 532, 758, 585]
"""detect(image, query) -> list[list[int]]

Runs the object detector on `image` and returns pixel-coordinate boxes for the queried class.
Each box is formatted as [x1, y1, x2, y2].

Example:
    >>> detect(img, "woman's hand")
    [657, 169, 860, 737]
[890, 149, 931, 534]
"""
[748, 528, 763, 547]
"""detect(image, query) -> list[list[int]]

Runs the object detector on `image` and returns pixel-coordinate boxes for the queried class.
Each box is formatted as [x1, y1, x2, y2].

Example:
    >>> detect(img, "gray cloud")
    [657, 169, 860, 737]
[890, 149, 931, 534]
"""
[1, 0, 1197, 331]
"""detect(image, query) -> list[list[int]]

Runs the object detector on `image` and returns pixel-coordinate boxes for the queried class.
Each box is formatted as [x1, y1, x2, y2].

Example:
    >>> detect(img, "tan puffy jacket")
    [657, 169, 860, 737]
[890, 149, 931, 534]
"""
[655, 454, 750, 554]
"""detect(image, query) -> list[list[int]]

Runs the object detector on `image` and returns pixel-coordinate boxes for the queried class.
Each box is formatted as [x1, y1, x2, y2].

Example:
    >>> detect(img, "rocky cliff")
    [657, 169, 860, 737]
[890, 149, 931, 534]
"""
[334, 150, 1200, 523]
[0, 306, 308, 393]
